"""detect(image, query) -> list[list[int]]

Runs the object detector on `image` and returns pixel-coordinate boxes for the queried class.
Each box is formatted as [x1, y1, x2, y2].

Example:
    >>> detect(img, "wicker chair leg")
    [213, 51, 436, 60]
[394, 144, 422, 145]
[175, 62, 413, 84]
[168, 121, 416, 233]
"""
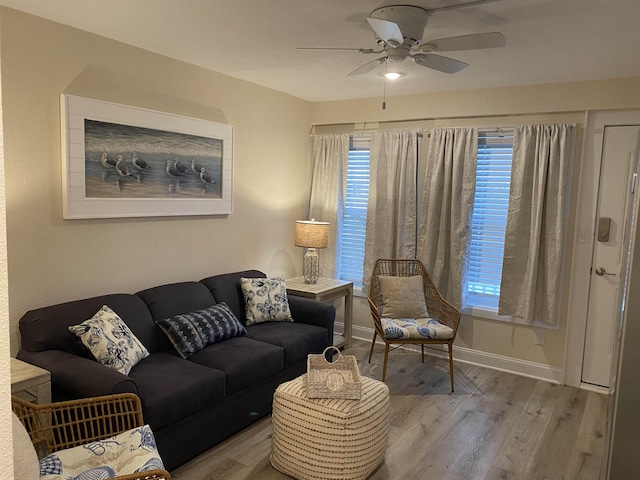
[421, 344, 425, 363]
[382, 343, 390, 382]
[448, 343, 455, 392]
[368, 331, 378, 363]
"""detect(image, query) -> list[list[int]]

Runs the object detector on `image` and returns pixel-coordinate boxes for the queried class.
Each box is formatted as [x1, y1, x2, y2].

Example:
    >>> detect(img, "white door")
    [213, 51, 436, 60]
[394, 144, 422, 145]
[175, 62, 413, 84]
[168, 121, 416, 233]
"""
[582, 125, 640, 387]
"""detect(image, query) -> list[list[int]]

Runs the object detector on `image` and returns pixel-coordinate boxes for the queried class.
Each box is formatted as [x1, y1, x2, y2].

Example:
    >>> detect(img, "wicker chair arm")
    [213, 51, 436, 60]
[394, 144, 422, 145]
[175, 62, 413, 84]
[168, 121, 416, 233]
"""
[433, 296, 461, 336]
[108, 470, 171, 480]
[12, 393, 145, 453]
[367, 297, 385, 337]
[12, 394, 172, 480]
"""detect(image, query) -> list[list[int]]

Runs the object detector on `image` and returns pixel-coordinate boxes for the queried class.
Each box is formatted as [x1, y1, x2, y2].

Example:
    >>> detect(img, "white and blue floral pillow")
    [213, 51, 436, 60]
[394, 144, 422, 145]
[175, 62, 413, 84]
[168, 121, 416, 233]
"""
[381, 317, 454, 340]
[39, 424, 164, 479]
[240, 277, 293, 326]
[68, 305, 149, 375]
[156, 302, 247, 359]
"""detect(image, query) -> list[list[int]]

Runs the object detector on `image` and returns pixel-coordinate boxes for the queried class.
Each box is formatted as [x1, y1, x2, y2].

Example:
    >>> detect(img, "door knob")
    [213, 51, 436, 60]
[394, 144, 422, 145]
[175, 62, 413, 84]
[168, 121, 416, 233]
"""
[595, 267, 616, 276]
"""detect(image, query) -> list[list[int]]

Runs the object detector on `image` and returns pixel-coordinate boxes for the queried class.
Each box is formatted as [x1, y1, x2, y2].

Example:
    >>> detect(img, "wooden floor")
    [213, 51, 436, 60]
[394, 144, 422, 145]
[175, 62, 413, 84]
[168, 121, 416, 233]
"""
[170, 340, 607, 480]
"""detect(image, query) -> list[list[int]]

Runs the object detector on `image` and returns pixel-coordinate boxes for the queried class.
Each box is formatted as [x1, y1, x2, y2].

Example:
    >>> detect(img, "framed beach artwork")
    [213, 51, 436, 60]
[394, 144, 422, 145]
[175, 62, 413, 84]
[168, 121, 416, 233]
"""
[60, 94, 233, 219]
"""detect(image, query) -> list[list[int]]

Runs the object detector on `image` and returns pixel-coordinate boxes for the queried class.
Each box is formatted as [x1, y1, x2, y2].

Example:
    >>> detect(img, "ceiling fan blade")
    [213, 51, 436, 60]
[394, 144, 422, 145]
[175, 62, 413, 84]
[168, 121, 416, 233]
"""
[348, 56, 388, 76]
[366, 17, 403, 45]
[423, 32, 506, 52]
[296, 47, 375, 53]
[412, 53, 468, 74]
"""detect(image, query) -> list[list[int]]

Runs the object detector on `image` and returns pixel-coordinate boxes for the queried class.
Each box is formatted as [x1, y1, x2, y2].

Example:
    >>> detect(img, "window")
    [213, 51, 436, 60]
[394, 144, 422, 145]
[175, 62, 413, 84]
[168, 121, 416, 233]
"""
[337, 136, 370, 289]
[335, 130, 514, 305]
[466, 131, 514, 310]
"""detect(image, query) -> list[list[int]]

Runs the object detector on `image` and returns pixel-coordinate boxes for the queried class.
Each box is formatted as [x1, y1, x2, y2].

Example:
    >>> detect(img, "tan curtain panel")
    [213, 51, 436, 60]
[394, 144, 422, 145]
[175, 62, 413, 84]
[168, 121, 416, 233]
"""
[308, 133, 350, 279]
[417, 127, 478, 309]
[362, 130, 420, 294]
[498, 124, 574, 325]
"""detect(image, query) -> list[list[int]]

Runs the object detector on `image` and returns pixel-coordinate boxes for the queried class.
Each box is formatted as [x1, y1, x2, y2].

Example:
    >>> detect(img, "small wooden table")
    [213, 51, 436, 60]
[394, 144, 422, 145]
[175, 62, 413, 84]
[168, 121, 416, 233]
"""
[286, 277, 353, 349]
[10, 357, 51, 404]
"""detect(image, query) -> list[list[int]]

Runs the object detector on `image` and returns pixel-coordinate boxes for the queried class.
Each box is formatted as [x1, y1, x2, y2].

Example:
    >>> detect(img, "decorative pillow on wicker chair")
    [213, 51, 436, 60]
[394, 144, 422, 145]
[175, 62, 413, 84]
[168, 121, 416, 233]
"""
[39, 424, 164, 479]
[156, 303, 247, 359]
[240, 277, 293, 326]
[381, 318, 454, 340]
[378, 275, 429, 319]
[68, 305, 149, 375]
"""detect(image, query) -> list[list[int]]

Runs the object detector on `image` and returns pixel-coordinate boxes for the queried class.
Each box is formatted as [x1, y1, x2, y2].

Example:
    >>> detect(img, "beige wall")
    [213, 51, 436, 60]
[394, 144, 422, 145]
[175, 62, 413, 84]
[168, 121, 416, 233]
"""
[0, 17, 14, 475]
[0, 7, 313, 356]
[312, 78, 640, 369]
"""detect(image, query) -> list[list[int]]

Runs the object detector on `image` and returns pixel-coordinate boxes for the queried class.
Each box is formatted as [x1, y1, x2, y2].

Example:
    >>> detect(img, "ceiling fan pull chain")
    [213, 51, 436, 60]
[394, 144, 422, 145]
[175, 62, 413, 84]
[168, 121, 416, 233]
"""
[382, 60, 388, 110]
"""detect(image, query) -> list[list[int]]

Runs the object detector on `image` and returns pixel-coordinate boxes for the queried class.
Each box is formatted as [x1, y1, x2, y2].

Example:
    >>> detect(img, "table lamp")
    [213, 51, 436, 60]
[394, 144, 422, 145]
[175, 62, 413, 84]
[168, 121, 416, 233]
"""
[295, 219, 330, 284]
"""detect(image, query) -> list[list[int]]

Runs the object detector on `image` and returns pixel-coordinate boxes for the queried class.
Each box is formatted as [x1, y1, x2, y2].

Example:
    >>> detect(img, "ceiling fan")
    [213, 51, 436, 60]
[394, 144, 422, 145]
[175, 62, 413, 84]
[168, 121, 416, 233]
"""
[300, 2, 506, 77]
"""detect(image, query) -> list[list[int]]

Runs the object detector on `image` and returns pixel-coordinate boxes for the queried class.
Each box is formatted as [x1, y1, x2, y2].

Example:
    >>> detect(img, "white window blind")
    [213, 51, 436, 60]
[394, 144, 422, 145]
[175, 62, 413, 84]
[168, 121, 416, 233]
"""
[338, 136, 370, 288]
[467, 130, 514, 309]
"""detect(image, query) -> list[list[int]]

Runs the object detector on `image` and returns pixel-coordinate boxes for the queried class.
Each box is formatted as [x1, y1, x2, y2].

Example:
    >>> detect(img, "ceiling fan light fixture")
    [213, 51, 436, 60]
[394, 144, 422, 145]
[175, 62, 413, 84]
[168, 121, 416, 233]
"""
[384, 72, 403, 80]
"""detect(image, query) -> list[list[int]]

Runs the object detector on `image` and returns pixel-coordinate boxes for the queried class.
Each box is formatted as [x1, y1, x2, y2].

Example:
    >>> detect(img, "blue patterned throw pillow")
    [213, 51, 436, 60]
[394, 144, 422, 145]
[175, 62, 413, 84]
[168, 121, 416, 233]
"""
[156, 302, 247, 359]
[68, 305, 149, 375]
[240, 277, 293, 326]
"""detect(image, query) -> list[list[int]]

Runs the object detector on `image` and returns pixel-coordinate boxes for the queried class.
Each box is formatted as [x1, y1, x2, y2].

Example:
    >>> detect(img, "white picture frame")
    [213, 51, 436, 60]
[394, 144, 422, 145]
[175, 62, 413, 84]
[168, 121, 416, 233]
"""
[61, 94, 233, 219]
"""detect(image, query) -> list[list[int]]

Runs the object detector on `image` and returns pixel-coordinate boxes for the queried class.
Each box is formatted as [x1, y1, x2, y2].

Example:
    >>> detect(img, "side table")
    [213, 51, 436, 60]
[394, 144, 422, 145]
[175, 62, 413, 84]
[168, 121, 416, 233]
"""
[10, 357, 51, 404]
[286, 276, 353, 349]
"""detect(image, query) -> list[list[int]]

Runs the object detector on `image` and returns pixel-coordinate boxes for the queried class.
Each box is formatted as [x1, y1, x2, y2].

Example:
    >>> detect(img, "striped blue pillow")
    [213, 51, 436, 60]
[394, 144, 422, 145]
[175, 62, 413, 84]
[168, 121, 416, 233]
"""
[156, 302, 247, 359]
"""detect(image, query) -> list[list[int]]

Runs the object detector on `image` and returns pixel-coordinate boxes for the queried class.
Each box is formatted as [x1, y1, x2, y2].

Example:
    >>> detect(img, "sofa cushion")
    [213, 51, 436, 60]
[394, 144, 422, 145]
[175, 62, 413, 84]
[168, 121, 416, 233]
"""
[137, 282, 216, 320]
[200, 270, 265, 323]
[189, 336, 284, 395]
[156, 303, 247, 359]
[19, 294, 159, 355]
[68, 305, 150, 375]
[245, 322, 328, 367]
[127, 352, 226, 430]
[240, 277, 293, 325]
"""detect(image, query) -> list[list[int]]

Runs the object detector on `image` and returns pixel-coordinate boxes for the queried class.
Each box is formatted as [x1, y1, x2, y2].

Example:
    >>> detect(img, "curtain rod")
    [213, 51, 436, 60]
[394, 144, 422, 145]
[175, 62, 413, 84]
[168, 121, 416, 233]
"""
[312, 111, 583, 130]
[425, 123, 576, 138]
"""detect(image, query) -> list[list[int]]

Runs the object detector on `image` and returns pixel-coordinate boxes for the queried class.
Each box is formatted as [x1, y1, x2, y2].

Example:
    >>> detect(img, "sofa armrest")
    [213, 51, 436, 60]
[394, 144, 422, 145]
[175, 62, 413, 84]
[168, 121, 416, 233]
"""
[288, 296, 335, 346]
[17, 349, 138, 400]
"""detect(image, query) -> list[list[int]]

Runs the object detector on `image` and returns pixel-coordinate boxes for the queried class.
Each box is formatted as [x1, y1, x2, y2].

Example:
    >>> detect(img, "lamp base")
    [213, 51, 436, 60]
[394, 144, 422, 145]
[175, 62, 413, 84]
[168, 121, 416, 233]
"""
[303, 248, 319, 284]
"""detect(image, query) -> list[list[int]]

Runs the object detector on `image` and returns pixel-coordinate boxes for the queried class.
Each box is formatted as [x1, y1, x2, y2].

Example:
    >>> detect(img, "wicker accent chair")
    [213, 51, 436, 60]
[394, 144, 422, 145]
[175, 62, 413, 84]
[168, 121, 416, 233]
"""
[368, 258, 461, 391]
[12, 393, 171, 480]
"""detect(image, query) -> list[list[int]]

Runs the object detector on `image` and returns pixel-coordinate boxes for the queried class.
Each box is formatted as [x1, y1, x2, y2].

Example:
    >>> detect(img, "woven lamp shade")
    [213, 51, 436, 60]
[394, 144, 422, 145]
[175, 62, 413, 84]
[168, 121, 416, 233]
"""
[295, 220, 329, 249]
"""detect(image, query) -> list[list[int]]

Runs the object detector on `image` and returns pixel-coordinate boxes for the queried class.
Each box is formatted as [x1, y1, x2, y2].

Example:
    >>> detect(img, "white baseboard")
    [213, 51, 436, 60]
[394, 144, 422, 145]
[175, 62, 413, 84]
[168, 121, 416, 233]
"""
[341, 323, 564, 385]
[580, 382, 609, 395]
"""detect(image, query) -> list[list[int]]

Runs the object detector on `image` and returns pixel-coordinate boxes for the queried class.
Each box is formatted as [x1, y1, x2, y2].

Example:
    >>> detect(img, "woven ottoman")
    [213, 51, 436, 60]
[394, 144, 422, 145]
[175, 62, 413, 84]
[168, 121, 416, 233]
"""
[270, 374, 390, 480]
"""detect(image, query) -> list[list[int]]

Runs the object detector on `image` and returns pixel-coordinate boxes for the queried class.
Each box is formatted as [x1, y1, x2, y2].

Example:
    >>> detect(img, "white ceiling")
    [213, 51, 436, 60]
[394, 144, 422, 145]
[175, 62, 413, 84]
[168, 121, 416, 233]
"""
[1, 0, 639, 102]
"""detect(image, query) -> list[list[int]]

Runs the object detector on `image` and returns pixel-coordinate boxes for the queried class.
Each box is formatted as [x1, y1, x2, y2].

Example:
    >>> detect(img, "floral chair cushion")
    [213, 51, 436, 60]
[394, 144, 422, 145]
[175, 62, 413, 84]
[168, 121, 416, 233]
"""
[39, 424, 164, 479]
[240, 277, 293, 326]
[381, 317, 454, 340]
[68, 305, 149, 375]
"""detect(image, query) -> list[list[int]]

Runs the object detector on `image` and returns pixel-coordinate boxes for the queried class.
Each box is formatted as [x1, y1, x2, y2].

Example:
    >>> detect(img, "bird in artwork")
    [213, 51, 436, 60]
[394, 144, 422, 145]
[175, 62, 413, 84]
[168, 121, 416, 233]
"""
[191, 159, 204, 174]
[200, 167, 215, 185]
[100, 152, 116, 168]
[166, 159, 184, 179]
[100, 152, 117, 181]
[174, 158, 191, 175]
[131, 152, 150, 170]
[115, 155, 135, 180]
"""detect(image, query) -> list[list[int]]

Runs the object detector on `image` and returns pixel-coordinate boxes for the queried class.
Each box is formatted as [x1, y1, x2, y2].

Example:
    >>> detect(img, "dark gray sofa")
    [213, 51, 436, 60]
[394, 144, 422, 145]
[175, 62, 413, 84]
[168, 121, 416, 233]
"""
[16, 270, 335, 471]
